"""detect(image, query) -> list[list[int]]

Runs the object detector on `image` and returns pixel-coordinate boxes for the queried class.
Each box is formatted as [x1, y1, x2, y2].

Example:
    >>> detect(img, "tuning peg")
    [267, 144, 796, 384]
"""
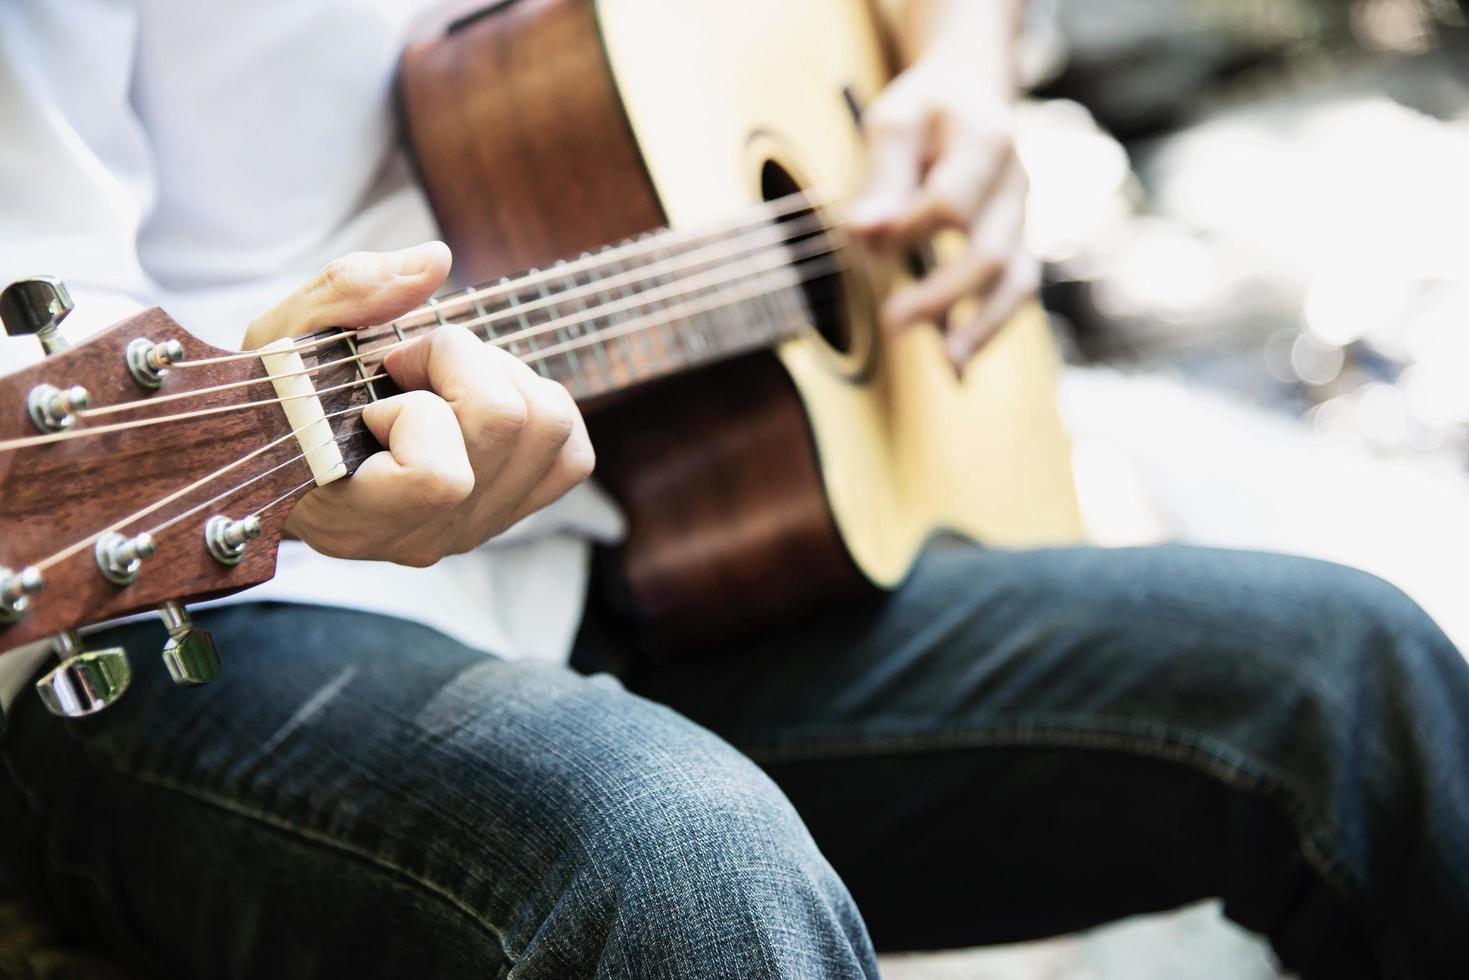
[95, 531, 156, 585]
[1, 276, 74, 356]
[27, 383, 89, 432]
[157, 602, 220, 686]
[205, 514, 262, 565]
[34, 630, 132, 718]
[126, 337, 184, 389]
[0, 565, 43, 623]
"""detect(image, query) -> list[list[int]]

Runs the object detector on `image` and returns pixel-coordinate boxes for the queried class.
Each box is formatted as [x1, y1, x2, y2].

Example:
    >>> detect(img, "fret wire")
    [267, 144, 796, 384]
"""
[605, 246, 652, 384]
[495, 278, 520, 359]
[343, 335, 379, 402]
[512, 271, 551, 378]
[573, 255, 615, 396]
[338, 235, 827, 396]
[648, 238, 689, 368]
[541, 262, 585, 391]
[464, 285, 493, 342]
[701, 228, 738, 361]
[508, 274, 549, 379]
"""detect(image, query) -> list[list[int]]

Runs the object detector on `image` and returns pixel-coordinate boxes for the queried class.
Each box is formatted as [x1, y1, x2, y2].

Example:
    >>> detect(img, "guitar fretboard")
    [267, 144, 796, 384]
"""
[347, 199, 839, 403]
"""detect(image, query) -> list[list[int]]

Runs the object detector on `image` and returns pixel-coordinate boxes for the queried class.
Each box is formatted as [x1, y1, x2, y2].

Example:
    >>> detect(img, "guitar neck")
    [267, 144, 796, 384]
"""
[345, 201, 839, 403]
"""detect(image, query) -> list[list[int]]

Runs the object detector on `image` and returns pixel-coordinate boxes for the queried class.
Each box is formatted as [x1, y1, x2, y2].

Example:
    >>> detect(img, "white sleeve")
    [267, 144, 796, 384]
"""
[0, 0, 153, 374]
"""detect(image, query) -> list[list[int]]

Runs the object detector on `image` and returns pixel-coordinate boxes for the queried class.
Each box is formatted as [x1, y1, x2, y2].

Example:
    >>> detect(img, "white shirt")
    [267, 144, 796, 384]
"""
[0, 0, 624, 717]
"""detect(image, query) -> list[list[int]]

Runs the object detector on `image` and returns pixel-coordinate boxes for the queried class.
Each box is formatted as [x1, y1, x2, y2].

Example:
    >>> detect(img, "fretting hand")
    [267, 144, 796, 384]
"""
[850, 0, 1033, 367]
[242, 242, 595, 567]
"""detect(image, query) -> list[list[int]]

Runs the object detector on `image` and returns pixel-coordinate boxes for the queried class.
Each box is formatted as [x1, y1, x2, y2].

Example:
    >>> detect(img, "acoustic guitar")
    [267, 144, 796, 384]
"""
[0, 0, 1081, 717]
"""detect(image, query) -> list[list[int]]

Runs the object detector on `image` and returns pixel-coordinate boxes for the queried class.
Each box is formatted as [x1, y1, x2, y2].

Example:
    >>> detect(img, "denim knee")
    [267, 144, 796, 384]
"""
[537, 698, 873, 977]
[1277, 559, 1461, 702]
[416, 662, 875, 978]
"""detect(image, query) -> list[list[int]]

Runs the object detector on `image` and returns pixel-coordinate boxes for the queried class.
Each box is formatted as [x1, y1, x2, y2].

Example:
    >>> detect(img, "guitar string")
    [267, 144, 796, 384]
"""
[0, 371, 386, 454]
[402, 217, 840, 348]
[152, 283, 845, 558]
[170, 187, 838, 368]
[506, 254, 840, 362]
[136, 429, 351, 542]
[351, 235, 840, 369]
[0, 253, 837, 456]
[0, 242, 840, 451]
[31, 403, 370, 571]
[79, 212, 832, 418]
[11, 264, 838, 575]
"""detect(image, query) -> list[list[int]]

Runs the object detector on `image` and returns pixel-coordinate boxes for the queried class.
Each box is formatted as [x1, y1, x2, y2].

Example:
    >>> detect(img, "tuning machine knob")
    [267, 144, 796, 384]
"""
[158, 602, 220, 686]
[1, 276, 73, 355]
[34, 631, 132, 718]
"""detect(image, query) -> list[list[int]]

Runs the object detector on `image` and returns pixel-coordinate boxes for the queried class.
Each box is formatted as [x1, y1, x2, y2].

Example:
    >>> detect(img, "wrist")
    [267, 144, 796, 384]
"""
[898, 0, 1021, 96]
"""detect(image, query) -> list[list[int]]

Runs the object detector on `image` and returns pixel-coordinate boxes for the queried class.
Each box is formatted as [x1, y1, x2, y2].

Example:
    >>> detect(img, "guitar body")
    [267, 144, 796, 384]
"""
[401, 0, 1083, 646]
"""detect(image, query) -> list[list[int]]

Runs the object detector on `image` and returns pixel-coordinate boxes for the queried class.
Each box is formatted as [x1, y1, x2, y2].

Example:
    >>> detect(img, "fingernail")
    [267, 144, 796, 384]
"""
[389, 241, 442, 277]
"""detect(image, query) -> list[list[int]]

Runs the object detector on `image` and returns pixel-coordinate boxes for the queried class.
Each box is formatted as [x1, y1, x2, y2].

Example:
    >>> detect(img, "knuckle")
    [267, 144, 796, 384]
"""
[320, 253, 376, 298]
[564, 441, 596, 483]
[480, 395, 529, 442]
[868, 112, 915, 143]
[415, 464, 475, 511]
[912, 293, 954, 322]
[980, 126, 1016, 156]
[429, 321, 476, 349]
[393, 389, 445, 419]
[398, 388, 438, 409]
[525, 380, 577, 445]
[924, 193, 969, 228]
[398, 545, 443, 569]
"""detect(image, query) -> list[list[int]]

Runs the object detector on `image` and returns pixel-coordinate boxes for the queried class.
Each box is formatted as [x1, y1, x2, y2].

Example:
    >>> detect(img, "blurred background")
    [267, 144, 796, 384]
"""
[887, 0, 1469, 976]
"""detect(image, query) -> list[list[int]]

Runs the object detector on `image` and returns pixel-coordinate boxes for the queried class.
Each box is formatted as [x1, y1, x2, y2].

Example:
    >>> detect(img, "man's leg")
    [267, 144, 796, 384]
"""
[609, 544, 1469, 979]
[0, 604, 877, 980]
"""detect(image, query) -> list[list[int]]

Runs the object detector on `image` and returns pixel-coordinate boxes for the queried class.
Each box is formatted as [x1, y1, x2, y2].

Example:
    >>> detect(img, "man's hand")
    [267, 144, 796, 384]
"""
[851, 0, 1034, 366]
[244, 242, 595, 567]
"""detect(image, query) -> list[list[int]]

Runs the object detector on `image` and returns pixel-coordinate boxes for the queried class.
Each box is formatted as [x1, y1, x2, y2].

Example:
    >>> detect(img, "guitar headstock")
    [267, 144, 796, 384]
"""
[0, 278, 379, 715]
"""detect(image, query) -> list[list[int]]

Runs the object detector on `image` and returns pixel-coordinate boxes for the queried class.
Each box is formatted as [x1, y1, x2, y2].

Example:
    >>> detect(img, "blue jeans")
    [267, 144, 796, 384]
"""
[1, 545, 1465, 978]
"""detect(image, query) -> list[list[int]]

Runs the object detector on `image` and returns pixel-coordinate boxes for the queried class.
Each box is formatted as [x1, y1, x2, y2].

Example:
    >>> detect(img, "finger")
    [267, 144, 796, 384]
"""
[382, 324, 528, 483]
[477, 362, 579, 508]
[945, 259, 1040, 366]
[505, 387, 596, 526]
[891, 138, 1015, 246]
[886, 155, 1030, 333]
[347, 390, 475, 518]
[881, 250, 1004, 334]
[849, 106, 930, 250]
[243, 241, 452, 349]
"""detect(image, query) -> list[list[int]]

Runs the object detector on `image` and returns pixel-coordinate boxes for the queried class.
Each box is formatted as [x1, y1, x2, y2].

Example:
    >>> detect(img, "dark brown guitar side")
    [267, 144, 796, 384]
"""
[399, 0, 870, 649]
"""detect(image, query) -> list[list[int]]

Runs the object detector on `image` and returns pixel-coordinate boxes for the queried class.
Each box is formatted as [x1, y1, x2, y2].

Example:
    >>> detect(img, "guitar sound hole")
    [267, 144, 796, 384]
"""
[760, 161, 852, 356]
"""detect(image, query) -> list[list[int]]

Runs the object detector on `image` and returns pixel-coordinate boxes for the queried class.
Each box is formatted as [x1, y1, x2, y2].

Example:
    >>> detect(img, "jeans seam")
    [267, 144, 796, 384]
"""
[742, 716, 1409, 978]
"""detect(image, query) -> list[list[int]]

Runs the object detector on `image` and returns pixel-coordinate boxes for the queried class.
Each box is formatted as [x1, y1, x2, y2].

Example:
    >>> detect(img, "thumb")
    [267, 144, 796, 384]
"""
[243, 241, 452, 349]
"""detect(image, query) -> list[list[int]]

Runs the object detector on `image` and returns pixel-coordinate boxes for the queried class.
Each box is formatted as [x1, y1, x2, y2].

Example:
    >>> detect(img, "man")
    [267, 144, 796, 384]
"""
[1, 1, 1465, 978]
